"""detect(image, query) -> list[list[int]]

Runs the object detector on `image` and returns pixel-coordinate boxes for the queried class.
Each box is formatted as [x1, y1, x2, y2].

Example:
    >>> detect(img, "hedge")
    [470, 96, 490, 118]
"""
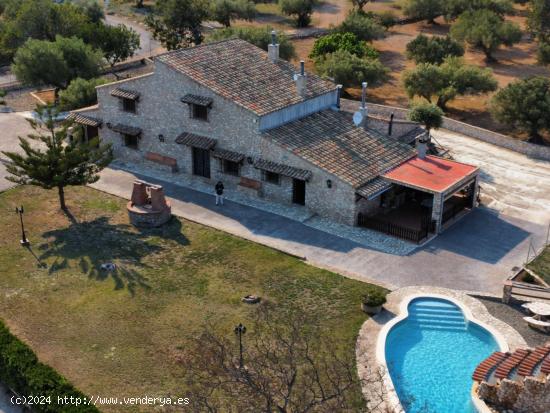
[0, 321, 99, 412]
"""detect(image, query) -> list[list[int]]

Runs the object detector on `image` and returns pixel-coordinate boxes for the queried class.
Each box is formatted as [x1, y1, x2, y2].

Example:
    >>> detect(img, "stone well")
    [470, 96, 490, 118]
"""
[127, 180, 172, 227]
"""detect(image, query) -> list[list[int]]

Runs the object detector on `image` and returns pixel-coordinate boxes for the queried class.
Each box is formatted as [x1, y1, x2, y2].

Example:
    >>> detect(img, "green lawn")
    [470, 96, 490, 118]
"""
[0, 185, 383, 412]
[527, 245, 550, 284]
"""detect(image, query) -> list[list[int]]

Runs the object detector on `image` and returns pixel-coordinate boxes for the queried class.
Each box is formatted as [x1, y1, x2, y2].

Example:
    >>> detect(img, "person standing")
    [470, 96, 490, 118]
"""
[215, 181, 224, 206]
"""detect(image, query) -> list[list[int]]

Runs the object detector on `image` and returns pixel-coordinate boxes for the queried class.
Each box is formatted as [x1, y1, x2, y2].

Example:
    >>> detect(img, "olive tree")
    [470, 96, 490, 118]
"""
[406, 34, 464, 64]
[279, 0, 318, 28]
[403, 0, 444, 24]
[315, 49, 388, 88]
[403, 56, 498, 109]
[491, 76, 550, 144]
[450, 9, 522, 61]
[408, 102, 444, 132]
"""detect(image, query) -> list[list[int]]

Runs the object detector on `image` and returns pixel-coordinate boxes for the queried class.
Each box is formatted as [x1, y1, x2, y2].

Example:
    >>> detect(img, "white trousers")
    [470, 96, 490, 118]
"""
[215, 194, 224, 205]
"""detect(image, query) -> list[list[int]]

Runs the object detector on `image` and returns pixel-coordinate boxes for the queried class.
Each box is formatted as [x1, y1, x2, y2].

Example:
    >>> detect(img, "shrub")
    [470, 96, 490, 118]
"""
[59, 77, 106, 111]
[375, 10, 398, 29]
[309, 32, 377, 59]
[362, 290, 387, 307]
[314, 49, 389, 88]
[208, 26, 296, 60]
[337, 10, 385, 41]
[0, 321, 99, 412]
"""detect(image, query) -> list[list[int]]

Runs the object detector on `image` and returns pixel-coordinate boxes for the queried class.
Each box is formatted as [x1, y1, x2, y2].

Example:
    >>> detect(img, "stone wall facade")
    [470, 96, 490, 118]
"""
[89, 60, 360, 225]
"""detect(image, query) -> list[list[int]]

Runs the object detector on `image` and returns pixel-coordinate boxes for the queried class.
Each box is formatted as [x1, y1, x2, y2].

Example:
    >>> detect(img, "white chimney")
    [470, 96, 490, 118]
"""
[296, 60, 307, 97]
[359, 82, 368, 128]
[416, 134, 428, 159]
[268, 30, 279, 63]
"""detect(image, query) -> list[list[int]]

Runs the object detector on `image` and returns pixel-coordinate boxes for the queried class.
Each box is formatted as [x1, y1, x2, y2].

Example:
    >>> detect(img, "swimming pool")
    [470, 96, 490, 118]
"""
[381, 296, 504, 413]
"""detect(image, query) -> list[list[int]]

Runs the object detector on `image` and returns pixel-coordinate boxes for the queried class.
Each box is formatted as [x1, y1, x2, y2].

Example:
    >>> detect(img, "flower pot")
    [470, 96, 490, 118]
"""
[362, 302, 383, 315]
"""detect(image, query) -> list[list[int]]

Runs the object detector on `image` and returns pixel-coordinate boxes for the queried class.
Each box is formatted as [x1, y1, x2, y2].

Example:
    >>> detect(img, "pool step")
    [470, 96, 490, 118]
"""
[408, 306, 467, 330]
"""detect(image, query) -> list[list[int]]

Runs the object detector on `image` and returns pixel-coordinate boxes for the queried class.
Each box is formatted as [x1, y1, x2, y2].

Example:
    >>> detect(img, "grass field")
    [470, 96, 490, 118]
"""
[0, 185, 383, 412]
[527, 245, 550, 284]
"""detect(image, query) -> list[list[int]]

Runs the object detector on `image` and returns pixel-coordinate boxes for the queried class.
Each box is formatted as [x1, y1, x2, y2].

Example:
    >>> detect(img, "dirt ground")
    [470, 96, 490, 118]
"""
[289, 2, 550, 142]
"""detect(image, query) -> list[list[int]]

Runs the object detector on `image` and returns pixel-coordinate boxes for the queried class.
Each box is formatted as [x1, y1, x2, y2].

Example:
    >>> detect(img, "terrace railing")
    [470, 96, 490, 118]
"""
[357, 213, 432, 244]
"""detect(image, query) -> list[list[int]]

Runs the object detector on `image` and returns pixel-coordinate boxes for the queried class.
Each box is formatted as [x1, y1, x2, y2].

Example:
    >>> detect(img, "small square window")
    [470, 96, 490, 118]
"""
[124, 134, 138, 149]
[122, 98, 136, 113]
[223, 160, 240, 176]
[191, 104, 208, 121]
[262, 170, 280, 185]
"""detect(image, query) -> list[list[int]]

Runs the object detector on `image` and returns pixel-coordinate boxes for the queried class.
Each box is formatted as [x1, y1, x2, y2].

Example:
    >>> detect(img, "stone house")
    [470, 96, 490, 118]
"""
[71, 38, 479, 242]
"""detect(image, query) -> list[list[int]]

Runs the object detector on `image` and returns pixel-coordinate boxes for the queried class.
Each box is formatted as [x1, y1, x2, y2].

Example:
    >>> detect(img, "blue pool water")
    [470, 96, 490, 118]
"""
[385, 297, 499, 413]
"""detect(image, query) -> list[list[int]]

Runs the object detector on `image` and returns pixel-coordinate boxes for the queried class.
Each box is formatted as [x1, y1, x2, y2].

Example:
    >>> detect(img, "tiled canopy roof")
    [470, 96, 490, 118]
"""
[110, 123, 141, 136]
[212, 148, 245, 163]
[175, 132, 216, 150]
[263, 110, 415, 188]
[181, 94, 213, 107]
[111, 88, 140, 100]
[254, 158, 312, 181]
[472, 346, 550, 383]
[156, 39, 336, 116]
[67, 112, 102, 127]
[356, 177, 392, 199]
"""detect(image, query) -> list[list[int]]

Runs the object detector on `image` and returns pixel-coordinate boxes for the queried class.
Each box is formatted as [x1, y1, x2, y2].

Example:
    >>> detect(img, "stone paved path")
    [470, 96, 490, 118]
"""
[93, 165, 546, 295]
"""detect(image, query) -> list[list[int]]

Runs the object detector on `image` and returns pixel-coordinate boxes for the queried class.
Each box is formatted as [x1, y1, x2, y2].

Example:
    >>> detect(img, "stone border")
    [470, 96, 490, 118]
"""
[356, 286, 526, 413]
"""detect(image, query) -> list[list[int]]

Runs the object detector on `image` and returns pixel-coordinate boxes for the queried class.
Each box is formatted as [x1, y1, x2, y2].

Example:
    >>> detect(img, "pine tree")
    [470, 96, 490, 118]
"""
[2, 106, 113, 211]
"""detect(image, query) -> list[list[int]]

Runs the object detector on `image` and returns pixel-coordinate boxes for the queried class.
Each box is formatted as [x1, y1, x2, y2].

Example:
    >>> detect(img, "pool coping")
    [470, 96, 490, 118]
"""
[375, 293, 509, 412]
[356, 286, 527, 413]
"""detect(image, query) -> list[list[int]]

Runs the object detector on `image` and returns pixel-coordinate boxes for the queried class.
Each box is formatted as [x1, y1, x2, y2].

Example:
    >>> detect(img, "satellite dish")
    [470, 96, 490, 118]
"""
[293, 74, 298, 81]
[353, 111, 364, 126]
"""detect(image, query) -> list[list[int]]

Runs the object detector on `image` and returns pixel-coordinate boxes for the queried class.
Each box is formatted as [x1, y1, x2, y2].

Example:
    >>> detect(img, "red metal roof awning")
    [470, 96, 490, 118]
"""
[383, 155, 478, 193]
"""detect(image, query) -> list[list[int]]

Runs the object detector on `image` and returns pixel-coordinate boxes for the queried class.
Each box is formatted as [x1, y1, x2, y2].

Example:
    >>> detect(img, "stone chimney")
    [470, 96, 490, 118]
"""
[268, 30, 279, 63]
[295, 60, 307, 97]
[416, 133, 429, 159]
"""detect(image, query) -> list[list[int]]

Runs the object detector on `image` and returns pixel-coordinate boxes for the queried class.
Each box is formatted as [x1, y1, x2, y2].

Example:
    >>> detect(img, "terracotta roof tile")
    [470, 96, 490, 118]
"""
[263, 110, 416, 188]
[111, 88, 140, 100]
[175, 132, 216, 149]
[254, 158, 312, 181]
[212, 148, 245, 163]
[110, 123, 141, 136]
[181, 94, 213, 107]
[156, 39, 336, 116]
[67, 112, 102, 127]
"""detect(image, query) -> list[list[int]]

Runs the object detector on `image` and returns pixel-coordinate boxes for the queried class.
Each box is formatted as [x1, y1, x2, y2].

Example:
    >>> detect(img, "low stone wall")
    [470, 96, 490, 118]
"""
[478, 377, 550, 413]
[340, 99, 550, 162]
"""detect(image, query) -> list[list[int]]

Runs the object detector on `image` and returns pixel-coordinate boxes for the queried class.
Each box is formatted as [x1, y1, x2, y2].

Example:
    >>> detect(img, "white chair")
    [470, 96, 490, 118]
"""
[523, 316, 550, 333]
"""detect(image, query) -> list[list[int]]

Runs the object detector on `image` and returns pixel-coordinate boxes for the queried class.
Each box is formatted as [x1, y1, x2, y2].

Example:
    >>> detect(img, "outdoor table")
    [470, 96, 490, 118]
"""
[523, 302, 550, 317]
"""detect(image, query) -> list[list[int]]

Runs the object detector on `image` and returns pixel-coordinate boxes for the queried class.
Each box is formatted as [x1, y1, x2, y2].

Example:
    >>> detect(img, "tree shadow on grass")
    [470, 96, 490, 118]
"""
[37, 216, 189, 296]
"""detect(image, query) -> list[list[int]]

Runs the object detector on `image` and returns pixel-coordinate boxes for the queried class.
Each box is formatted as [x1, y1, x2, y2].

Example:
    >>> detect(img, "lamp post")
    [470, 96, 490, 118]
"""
[234, 323, 246, 369]
[15, 206, 30, 247]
